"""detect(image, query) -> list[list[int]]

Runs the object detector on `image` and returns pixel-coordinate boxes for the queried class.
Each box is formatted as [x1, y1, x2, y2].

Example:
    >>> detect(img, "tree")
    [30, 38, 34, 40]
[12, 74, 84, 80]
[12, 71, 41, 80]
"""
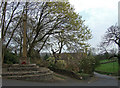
[1, 2, 92, 64]
[1, 2, 25, 63]
[8, 2, 92, 57]
[98, 43, 109, 59]
[38, 2, 92, 54]
[100, 25, 120, 77]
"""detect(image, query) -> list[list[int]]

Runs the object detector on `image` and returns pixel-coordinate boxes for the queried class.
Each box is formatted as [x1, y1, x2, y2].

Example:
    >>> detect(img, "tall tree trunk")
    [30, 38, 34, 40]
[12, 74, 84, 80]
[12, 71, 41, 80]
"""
[1, 2, 7, 64]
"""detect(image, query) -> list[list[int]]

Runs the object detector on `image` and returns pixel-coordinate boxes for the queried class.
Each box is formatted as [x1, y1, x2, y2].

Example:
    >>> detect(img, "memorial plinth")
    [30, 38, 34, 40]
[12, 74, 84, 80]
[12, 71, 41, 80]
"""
[2, 64, 53, 81]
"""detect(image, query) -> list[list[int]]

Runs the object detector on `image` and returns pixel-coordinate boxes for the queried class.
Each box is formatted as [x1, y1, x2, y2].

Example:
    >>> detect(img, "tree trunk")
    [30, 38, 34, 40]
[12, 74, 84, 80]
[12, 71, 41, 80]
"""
[1, 2, 7, 40]
[59, 41, 63, 54]
[1, 2, 7, 64]
[0, 40, 2, 64]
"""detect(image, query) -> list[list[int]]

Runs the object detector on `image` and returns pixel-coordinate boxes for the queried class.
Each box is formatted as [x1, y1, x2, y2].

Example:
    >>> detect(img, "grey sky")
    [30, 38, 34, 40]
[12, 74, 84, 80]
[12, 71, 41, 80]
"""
[69, 0, 119, 48]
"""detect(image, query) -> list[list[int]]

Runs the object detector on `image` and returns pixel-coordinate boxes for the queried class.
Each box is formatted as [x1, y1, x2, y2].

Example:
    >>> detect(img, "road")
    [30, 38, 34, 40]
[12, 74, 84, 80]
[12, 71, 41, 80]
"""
[1, 72, 119, 86]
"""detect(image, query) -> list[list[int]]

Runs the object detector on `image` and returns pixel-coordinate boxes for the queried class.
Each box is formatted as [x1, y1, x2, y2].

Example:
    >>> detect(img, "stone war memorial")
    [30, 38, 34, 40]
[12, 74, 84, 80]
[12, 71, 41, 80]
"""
[2, 5, 53, 81]
[1, 1, 119, 86]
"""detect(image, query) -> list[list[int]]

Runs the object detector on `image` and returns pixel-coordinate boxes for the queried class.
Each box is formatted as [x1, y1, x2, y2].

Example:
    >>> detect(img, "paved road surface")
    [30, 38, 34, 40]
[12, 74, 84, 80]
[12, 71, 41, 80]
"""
[1, 72, 119, 86]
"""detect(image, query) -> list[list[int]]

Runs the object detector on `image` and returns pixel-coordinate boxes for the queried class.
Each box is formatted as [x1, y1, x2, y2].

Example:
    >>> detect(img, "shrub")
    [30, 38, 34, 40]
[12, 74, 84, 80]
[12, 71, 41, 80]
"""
[33, 58, 42, 65]
[66, 63, 80, 72]
[55, 60, 67, 69]
[30, 57, 48, 67]
[46, 57, 55, 67]
[4, 49, 19, 64]
[57, 53, 87, 73]
[79, 55, 96, 74]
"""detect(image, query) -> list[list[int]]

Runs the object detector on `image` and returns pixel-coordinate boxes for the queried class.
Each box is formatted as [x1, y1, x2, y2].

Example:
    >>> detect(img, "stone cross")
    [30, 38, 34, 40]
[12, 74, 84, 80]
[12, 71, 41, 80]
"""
[22, 13, 27, 63]
[21, 2, 28, 64]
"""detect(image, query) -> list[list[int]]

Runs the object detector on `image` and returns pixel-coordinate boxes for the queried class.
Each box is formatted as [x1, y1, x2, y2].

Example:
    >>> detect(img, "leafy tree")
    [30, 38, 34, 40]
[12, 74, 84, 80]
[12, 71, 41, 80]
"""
[39, 2, 92, 55]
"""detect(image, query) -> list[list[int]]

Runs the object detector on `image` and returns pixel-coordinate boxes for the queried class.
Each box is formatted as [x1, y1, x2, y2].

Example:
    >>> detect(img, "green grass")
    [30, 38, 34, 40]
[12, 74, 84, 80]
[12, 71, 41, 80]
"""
[99, 59, 110, 63]
[99, 58, 117, 63]
[95, 61, 119, 73]
[54, 74, 66, 79]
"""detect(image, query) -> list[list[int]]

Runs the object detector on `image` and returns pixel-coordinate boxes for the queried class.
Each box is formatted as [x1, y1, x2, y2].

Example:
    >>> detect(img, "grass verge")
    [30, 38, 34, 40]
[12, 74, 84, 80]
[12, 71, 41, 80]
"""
[54, 74, 66, 79]
[95, 62, 118, 73]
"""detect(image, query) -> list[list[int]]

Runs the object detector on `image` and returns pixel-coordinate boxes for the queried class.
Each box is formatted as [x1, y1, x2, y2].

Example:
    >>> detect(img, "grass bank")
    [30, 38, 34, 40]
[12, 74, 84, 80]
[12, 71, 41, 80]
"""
[95, 59, 118, 75]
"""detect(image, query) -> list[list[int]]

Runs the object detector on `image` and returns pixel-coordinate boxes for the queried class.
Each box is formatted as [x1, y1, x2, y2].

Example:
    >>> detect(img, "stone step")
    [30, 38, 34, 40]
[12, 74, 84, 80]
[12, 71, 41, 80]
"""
[2, 70, 53, 76]
[3, 72, 53, 80]
[7, 66, 39, 71]
[2, 64, 54, 81]
[3, 64, 37, 68]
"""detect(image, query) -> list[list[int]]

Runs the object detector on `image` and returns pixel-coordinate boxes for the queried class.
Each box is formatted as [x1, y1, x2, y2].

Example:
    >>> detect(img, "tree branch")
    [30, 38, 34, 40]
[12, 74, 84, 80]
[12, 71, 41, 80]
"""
[3, 2, 20, 39]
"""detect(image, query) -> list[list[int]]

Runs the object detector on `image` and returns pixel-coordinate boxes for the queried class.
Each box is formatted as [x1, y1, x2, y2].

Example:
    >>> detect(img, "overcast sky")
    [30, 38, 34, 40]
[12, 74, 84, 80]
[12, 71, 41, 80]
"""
[0, 0, 119, 52]
[69, 0, 119, 49]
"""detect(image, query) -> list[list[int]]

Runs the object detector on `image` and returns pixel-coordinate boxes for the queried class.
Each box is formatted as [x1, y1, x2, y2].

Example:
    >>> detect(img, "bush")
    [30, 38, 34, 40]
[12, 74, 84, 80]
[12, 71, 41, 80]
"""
[55, 60, 67, 69]
[33, 58, 42, 65]
[46, 57, 55, 67]
[79, 55, 96, 74]
[4, 49, 19, 64]
[65, 62, 80, 72]
[59, 53, 80, 72]
[47, 57, 67, 69]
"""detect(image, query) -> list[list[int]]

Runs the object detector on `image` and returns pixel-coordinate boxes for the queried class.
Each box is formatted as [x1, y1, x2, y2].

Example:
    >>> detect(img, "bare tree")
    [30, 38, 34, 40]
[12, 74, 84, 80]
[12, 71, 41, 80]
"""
[2, 2, 92, 64]
[101, 25, 120, 77]
[1, 2, 25, 63]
